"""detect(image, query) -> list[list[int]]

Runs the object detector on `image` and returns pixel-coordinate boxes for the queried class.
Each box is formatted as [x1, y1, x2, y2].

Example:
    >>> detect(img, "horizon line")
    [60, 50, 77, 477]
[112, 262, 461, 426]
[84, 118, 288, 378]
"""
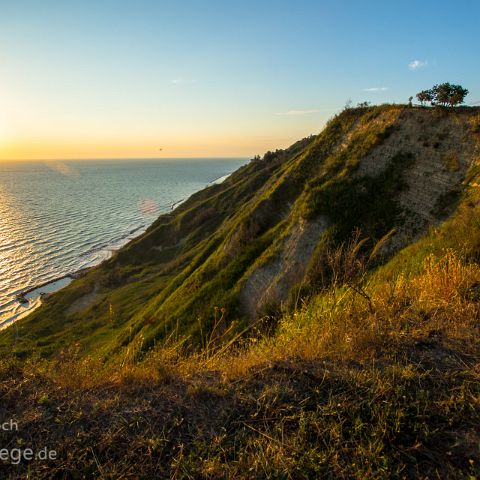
[0, 156, 251, 163]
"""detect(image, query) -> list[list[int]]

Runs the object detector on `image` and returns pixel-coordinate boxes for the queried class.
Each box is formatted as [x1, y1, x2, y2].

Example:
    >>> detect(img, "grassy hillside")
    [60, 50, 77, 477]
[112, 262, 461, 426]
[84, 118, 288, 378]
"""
[1, 156, 480, 477]
[2, 105, 479, 361]
[0, 105, 479, 478]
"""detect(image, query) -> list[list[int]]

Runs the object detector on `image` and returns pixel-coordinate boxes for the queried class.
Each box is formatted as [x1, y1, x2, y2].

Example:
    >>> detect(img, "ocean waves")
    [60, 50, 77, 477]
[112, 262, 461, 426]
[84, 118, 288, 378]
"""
[0, 158, 246, 328]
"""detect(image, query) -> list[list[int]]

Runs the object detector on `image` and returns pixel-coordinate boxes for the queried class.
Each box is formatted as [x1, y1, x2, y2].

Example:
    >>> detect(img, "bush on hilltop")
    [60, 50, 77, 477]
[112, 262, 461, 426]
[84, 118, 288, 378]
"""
[416, 82, 469, 107]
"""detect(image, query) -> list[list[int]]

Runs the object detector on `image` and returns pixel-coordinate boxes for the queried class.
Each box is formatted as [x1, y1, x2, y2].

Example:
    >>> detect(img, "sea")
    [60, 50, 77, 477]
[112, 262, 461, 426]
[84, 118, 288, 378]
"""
[0, 158, 247, 329]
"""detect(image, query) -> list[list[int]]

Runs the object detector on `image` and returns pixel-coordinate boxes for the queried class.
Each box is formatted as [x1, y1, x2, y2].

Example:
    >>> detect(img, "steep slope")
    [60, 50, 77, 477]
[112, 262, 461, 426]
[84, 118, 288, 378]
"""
[2, 105, 479, 359]
[2, 179, 480, 478]
[1, 105, 480, 478]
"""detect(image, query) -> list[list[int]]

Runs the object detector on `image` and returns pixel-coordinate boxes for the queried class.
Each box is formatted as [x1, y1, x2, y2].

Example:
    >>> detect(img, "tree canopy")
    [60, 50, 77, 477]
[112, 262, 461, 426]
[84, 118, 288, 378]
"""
[416, 83, 468, 107]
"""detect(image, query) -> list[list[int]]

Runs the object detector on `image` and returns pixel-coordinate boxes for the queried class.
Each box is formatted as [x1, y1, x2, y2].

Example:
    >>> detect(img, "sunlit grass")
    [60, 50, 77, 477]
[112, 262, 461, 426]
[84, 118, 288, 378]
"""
[1, 242, 479, 478]
[1, 105, 480, 477]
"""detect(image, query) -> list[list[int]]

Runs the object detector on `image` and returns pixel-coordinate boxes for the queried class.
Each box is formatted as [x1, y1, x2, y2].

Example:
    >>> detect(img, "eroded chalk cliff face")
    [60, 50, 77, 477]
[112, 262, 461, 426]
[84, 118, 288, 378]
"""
[356, 109, 478, 245]
[238, 108, 479, 318]
[239, 216, 328, 318]
[4, 106, 479, 357]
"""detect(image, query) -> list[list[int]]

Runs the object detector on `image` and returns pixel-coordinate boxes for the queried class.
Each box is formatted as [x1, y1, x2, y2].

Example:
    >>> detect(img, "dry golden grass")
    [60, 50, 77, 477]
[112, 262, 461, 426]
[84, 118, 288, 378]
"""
[1, 243, 479, 478]
[200, 244, 478, 378]
[29, 244, 479, 388]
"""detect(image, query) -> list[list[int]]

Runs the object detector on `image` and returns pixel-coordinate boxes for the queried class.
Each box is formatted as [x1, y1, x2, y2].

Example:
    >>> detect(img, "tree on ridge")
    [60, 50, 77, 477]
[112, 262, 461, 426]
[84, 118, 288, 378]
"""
[415, 83, 468, 107]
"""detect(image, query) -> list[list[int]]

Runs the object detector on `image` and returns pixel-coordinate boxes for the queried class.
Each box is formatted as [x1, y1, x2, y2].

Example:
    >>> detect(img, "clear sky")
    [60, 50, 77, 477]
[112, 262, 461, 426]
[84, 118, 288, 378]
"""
[0, 0, 479, 160]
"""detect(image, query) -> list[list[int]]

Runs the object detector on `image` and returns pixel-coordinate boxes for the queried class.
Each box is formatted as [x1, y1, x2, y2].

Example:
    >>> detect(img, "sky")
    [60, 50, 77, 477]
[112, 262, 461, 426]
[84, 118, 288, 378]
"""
[0, 0, 479, 160]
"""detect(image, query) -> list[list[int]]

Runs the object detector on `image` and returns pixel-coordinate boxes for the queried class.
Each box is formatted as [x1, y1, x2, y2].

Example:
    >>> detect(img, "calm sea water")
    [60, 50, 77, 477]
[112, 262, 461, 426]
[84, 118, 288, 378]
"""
[0, 158, 246, 328]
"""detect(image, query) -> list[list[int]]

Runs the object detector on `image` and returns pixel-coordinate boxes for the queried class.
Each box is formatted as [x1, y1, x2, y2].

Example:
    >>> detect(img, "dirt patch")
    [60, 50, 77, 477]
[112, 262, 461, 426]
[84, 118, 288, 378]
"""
[67, 282, 100, 315]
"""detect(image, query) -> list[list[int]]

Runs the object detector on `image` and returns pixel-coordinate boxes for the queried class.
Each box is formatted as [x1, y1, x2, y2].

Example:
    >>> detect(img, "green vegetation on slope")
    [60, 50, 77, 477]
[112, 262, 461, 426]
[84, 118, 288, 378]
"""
[0, 105, 479, 478]
[1, 182, 480, 478]
[1, 105, 479, 363]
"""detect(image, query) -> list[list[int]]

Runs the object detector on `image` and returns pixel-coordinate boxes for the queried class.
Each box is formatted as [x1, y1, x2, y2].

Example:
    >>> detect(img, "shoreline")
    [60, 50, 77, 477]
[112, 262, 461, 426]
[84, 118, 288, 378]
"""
[0, 235, 140, 331]
[2, 234, 142, 331]
[1, 169, 236, 331]
[15, 264, 95, 304]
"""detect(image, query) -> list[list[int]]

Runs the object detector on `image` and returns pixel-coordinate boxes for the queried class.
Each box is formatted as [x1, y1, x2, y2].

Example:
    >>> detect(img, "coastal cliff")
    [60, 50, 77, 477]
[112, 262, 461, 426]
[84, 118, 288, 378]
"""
[3, 105, 479, 359]
[0, 105, 480, 478]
